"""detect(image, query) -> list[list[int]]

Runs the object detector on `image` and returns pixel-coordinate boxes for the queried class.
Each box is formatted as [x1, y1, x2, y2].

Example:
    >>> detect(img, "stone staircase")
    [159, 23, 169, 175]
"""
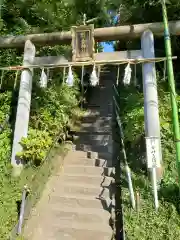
[23, 66, 115, 240]
[23, 150, 114, 240]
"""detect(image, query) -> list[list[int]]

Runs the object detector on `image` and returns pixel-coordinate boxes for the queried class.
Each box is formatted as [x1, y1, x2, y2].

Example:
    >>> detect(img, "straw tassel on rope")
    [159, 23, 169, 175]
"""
[90, 64, 99, 86]
[66, 65, 74, 87]
[40, 68, 48, 88]
[123, 63, 132, 85]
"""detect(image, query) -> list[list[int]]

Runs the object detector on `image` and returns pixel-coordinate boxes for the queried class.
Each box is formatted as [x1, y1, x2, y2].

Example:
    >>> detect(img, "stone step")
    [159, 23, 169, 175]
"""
[76, 133, 112, 140]
[61, 173, 112, 187]
[66, 150, 113, 166]
[52, 182, 110, 198]
[76, 142, 112, 154]
[64, 165, 113, 176]
[87, 106, 112, 112]
[95, 158, 110, 167]
[67, 150, 88, 158]
[65, 157, 107, 167]
[44, 206, 110, 225]
[79, 124, 111, 131]
[83, 110, 100, 117]
[48, 194, 111, 210]
[39, 222, 112, 240]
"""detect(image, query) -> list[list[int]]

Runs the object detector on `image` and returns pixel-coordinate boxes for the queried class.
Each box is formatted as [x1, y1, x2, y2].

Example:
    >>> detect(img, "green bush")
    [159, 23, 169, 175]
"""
[0, 0, 105, 238]
[17, 71, 82, 166]
[0, 65, 83, 238]
[30, 83, 80, 134]
[0, 92, 17, 239]
[17, 129, 53, 165]
[119, 78, 180, 239]
[0, 91, 12, 121]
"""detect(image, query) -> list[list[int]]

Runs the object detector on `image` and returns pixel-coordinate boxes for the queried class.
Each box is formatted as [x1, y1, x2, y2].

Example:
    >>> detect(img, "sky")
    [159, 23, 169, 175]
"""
[102, 42, 114, 52]
[101, 14, 118, 52]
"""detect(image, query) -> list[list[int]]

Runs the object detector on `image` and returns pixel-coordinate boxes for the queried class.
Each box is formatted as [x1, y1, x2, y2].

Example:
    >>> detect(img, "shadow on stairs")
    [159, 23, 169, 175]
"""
[23, 66, 123, 240]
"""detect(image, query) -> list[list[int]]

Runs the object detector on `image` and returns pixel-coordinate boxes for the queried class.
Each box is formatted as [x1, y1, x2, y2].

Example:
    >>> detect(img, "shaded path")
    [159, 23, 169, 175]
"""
[23, 66, 117, 240]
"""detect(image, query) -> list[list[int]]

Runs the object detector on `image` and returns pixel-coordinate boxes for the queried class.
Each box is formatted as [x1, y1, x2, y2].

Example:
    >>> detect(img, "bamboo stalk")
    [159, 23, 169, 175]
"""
[161, 0, 180, 189]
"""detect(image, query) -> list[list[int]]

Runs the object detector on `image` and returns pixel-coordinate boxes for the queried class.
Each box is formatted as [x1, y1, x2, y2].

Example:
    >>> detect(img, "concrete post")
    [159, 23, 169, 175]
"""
[11, 40, 35, 176]
[141, 30, 163, 181]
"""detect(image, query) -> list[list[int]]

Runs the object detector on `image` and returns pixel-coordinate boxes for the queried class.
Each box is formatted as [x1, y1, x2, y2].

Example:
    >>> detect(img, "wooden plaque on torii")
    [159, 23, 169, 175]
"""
[71, 24, 95, 62]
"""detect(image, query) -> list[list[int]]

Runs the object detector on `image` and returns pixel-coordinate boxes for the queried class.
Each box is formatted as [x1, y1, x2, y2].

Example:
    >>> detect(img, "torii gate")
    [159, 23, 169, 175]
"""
[5, 19, 177, 181]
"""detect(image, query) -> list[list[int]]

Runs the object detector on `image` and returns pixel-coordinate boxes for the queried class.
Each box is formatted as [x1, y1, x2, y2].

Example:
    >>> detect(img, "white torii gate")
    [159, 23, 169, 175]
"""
[11, 30, 162, 193]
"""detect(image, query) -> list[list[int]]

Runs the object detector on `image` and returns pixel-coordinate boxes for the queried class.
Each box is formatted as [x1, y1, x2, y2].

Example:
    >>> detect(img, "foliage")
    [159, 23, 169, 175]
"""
[0, 0, 179, 239]
[109, 0, 180, 25]
[119, 86, 144, 143]
[30, 81, 80, 132]
[0, 1, 85, 238]
[0, 93, 18, 239]
[0, 91, 11, 122]
[17, 74, 81, 165]
[113, 0, 180, 65]
[0, 0, 114, 36]
[0, 72, 83, 239]
[16, 236, 25, 240]
[113, 0, 180, 233]
[17, 129, 53, 165]
[118, 74, 180, 239]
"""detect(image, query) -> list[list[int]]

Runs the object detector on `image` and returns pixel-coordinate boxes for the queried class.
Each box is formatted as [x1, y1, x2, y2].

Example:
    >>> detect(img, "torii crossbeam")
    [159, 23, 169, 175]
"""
[0, 20, 180, 48]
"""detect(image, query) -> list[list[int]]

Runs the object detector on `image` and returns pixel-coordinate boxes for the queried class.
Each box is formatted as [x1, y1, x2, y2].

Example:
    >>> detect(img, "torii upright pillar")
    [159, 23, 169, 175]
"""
[11, 40, 35, 176]
[141, 30, 163, 178]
